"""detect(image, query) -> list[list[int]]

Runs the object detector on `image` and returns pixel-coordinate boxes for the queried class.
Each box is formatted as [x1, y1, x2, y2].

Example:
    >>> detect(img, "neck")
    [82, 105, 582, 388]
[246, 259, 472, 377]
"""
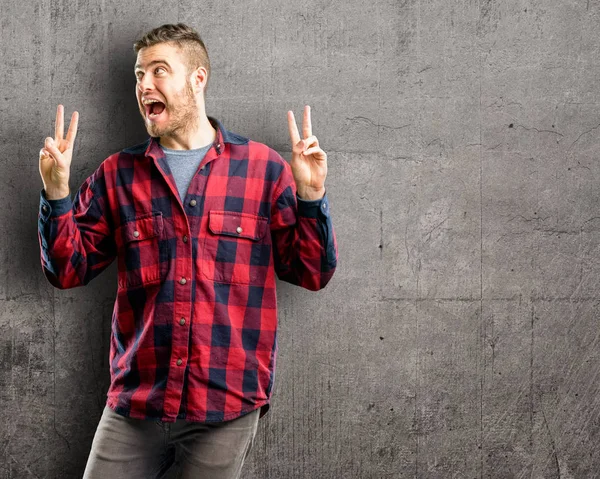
[159, 112, 216, 150]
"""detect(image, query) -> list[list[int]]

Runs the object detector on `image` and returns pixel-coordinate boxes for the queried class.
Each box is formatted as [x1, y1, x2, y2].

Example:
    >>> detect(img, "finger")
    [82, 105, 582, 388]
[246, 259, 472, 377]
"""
[40, 148, 58, 169]
[302, 146, 327, 159]
[302, 135, 319, 149]
[39, 148, 51, 160]
[287, 110, 301, 145]
[55, 104, 64, 142]
[292, 139, 306, 155]
[45, 137, 64, 162]
[66, 111, 79, 145]
[302, 105, 312, 139]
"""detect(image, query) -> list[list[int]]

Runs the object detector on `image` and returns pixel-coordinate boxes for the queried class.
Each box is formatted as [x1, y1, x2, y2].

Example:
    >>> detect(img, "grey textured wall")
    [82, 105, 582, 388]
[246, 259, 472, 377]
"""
[2, 0, 600, 477]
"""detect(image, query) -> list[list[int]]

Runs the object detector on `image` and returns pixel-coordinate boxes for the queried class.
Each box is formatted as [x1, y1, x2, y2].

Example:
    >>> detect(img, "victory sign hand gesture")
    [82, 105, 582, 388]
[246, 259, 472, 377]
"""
[287, 105, 327, 201]
[39, 104, 79, 200]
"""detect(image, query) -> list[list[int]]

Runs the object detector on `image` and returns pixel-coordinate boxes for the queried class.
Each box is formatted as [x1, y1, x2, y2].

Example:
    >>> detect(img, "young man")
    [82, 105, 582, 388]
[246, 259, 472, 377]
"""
[38, 23, 336, 479]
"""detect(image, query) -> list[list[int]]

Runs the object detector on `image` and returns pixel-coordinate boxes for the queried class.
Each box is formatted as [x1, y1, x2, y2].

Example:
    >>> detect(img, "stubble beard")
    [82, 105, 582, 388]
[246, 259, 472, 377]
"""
[144, 81, 199, 139]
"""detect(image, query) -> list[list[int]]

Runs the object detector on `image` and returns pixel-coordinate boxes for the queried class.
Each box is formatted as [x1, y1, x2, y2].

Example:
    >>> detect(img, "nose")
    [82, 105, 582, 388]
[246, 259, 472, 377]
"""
[137, 74, 153, 94]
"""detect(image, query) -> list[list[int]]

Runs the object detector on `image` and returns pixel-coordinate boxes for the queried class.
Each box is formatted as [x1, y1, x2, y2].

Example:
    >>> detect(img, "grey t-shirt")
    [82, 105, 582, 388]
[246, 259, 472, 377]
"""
[160, 143, 212, 202]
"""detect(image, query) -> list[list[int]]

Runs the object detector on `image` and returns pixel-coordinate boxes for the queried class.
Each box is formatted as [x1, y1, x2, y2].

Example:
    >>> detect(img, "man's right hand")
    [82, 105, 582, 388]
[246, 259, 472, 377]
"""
[39, 104, 79, 200]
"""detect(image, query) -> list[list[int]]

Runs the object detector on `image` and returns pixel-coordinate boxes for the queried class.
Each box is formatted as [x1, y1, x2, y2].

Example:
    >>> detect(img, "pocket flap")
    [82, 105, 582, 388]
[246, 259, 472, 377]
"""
[208, 211, 268, 241]
[122, 213, 164, 243]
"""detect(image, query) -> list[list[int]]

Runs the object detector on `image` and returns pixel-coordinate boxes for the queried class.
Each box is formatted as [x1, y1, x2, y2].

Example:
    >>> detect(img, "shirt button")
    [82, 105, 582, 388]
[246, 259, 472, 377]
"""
[236, 226, 243, 234]
[133, 230, 140, 238]
[179, 318, 186, 326]
[179, 277, 187, 285]
[182, 235, 188, 243]
[322, 203, 327, 210]
[42, 205, 48, 213]
[176, 359, 183, 366]
[190, 199, 197, 207]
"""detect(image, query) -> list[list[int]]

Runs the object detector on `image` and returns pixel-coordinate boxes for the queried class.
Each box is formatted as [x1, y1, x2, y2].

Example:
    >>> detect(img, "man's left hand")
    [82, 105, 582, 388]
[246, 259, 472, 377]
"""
[287, 105, 327, 201]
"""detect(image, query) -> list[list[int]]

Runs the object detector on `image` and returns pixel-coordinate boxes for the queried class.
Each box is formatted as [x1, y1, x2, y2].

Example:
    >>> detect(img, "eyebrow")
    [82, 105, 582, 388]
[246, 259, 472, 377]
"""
[134, 59, 171, 72]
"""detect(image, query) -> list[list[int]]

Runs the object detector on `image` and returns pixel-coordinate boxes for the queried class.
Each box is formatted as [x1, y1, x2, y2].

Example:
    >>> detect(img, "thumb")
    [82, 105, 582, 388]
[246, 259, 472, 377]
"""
[44, 137, 67, 168]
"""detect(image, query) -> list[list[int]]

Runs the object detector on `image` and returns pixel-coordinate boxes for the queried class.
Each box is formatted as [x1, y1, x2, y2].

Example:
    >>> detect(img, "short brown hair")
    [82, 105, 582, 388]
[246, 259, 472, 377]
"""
[133, 23, 210, 85]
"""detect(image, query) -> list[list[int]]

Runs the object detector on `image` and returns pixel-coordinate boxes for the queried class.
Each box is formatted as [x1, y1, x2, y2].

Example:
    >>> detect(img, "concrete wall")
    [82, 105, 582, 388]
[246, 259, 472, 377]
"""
[2, 0, 600, 477]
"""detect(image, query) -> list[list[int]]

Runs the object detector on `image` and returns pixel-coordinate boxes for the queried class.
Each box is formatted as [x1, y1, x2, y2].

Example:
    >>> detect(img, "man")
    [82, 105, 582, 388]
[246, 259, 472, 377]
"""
[38, 23, 337, 479]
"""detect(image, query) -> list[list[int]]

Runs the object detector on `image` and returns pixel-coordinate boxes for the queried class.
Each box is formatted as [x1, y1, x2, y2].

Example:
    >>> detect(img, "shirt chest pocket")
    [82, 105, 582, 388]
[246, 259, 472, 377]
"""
[202, 211, 270, 286]
[117, 213, 167, 289]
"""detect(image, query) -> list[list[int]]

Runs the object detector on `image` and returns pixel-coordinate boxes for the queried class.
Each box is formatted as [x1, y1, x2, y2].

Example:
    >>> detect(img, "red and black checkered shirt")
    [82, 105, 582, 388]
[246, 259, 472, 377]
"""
[38, 117, 337, 423]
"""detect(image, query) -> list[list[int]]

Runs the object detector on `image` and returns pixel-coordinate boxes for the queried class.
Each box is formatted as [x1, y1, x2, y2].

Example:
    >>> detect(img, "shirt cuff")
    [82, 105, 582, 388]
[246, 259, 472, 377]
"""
[39, 189, 72, 220]
[296, 192, 330, 219]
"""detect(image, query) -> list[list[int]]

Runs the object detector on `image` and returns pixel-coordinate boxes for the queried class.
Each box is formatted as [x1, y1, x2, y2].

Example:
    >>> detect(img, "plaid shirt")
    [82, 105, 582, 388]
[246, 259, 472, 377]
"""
[38, 117, 337, 423]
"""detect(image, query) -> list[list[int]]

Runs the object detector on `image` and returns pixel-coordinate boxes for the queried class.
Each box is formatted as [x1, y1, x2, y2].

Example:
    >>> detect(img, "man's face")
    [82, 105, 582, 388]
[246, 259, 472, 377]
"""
[134, 43, 199, 138]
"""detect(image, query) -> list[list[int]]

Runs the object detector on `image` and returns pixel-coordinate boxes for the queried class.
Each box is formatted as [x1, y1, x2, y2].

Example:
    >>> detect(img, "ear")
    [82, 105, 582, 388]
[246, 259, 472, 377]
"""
[190, 66, 208, 94]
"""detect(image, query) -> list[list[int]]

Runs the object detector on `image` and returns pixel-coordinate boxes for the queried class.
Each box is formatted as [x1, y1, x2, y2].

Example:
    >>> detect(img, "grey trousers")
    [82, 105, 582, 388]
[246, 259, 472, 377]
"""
[82, 405, 260, 479]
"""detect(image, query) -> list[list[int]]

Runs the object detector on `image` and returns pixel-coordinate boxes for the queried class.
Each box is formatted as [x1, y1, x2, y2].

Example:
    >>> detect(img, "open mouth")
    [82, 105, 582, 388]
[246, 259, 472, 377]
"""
[144, 100, 166, 120]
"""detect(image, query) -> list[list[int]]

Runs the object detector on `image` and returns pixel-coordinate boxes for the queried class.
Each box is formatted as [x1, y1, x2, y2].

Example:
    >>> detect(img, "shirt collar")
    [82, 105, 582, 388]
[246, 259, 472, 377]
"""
[144, 116, 248, 160]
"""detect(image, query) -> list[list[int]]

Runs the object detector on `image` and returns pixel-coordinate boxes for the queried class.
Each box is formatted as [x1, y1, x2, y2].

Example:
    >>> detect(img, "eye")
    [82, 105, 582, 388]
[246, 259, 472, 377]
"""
[154, 67, 166, 75]
[135, 72, 143, 81]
